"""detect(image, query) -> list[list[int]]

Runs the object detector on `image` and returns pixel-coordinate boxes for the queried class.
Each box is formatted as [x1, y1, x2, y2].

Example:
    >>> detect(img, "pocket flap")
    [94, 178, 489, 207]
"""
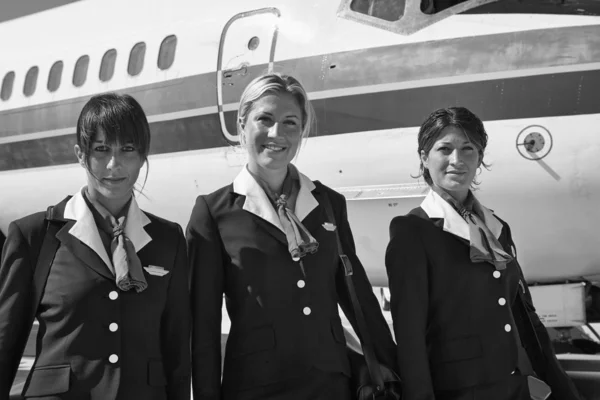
[231, 326, 275, 358]
[23, 364, 70, 397]
[430, 336, 482, 364]
[148, 359, 167, 387]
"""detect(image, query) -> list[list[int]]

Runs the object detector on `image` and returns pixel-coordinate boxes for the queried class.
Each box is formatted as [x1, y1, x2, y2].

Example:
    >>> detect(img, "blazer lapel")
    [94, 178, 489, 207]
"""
[419, 189, 505, 240]
[233, 192, 287, 246]
[421, 190, 471, 241]
[55, 221, 115, 281]
[303, 185, 327, 237]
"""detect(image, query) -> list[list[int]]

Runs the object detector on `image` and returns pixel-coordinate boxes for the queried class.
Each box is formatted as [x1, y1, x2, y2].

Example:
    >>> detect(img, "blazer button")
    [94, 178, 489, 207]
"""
[297, 280, 306, 288]
[493, 271, 501, 279]
[109, 354, 119, 364]
[109, 291, 119, 300]
[498, 298, 507, 306]
[109, 323, 119, 332]
[504, 324, 512, 332]
[303, 307, 311, 315]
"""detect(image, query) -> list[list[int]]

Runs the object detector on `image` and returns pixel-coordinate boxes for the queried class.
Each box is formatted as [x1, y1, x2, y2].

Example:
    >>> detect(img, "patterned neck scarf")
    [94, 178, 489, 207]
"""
[432, 186, 513, 271]
[84, 189, 148, 292]
[249, 165, 319, 261]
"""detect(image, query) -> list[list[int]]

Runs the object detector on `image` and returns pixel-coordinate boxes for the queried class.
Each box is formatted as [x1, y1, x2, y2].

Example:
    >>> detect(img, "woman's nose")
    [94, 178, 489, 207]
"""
[106, 152, 121, 169]
[267, 122, 283, 138]
[449, 149, 461, 164]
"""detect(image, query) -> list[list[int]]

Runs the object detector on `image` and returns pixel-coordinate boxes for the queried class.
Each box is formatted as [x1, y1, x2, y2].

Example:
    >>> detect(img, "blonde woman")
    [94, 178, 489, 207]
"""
[187, 73, 396, 400]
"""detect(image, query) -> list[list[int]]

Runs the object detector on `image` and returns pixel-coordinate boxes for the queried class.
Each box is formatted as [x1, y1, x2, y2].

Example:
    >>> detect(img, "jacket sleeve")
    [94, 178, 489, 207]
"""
[385, 216, 435, 400]
[500, 218, 581, 400]
[0, 221, 35, 400]
[186, 196, 224, 400]
[161, 224, 192, 400]
[508, 242, 581, 399]
[334, 195, 397, 371]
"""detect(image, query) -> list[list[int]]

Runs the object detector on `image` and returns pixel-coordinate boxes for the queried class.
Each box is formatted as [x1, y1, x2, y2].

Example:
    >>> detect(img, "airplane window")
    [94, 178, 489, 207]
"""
[1, 71, 15, 101]
[350, 0, 405, 21]
[100, 49, 117, 82]
[158, 35, 177, 70]
[47, 61, 63, 92]
[73, 55, 90, 87]
[421, 0, 468, 13]
[23, 66, 39, 97]
[128, 42, 146, 76]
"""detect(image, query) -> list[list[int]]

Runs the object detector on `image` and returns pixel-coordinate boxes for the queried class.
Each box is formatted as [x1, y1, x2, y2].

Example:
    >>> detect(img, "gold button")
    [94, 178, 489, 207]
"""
[297, 280, 306, 288]
[493, 271, 501, 279]
[109, 323, 119, 332]
[109, 354, 119, 363]
[109, 291, 119, 300]
[498, 298, 507, 306]
[505, 324, 512, 332]
[303, 307, 311, 316]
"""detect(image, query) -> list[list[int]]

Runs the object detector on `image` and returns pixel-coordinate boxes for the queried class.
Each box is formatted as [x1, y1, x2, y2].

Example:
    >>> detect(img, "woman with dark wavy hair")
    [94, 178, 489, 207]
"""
[0, 93, 190, 399]
[385, 106, 580, 400]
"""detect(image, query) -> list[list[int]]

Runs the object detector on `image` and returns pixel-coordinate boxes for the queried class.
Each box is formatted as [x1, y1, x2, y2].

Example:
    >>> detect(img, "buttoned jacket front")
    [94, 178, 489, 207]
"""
[385, 190, 580, 400]
[187, 166, 396, 400]
[0, 191, 191, 400]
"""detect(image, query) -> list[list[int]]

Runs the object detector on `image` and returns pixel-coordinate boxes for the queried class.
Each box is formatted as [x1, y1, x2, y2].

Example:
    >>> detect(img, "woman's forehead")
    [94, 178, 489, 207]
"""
[251, 92, 302, 114]
[435, 125, 474, 144]
[92, 126, 135, 144]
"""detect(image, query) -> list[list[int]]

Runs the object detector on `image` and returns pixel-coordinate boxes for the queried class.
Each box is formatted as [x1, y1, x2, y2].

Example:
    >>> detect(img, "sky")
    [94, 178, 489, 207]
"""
[0, 0, 80, 23]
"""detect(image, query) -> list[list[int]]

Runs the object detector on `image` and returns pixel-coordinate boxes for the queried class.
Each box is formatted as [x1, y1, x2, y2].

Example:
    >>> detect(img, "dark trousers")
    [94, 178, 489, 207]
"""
[436, 374, 531, 400]
[227, 368, 352, 400]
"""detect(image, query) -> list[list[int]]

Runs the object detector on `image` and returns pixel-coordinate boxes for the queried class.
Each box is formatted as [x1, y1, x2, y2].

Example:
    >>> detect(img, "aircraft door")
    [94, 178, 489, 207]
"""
[217, 8, 280, 143]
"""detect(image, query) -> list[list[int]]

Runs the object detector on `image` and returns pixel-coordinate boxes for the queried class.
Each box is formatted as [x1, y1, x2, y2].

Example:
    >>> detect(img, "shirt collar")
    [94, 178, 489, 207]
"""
[233, 165, 319, 232]
[64, 188, 152, 267]
[420, 189, 503, 241]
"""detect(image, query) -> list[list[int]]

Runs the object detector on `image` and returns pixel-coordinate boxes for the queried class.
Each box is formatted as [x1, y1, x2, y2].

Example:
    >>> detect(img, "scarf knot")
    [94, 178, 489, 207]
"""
[111, 220, 126, 239]
[249, 165, 319, 262]
[432, 186, 513, 271]
[275, 194, 288, 209]
[83, 190, 148, 293]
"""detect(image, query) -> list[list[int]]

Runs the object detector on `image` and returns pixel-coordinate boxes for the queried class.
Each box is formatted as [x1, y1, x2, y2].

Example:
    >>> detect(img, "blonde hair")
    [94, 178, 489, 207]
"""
[237, 73, 315, 148]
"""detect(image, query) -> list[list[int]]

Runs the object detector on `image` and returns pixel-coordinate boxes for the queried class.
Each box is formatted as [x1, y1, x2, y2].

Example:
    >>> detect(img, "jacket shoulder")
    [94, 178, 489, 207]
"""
[390, 207, 429, 229]
[313, 181, 345, 205]
[12, 211, 48, 240]
[197, 184, 234, 210]
[143, 211, 183, 236]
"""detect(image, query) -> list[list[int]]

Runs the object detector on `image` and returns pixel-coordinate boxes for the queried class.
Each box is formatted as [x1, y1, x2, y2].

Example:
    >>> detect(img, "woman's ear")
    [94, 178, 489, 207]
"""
[74, 145, 86, 168]
[420, 150, 428, 169]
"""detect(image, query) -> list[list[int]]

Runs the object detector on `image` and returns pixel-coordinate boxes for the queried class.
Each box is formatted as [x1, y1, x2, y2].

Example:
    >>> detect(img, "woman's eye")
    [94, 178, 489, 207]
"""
[122, 146, 136, 152]
[94, 145, 109, 152]
[284, 120, 297, 126]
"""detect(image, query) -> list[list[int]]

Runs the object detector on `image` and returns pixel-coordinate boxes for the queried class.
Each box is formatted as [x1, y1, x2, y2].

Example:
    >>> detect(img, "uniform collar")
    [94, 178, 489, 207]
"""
[420, 189, 503, 241]
[63, 188, 152, 268]
[232, 164, 319, 232]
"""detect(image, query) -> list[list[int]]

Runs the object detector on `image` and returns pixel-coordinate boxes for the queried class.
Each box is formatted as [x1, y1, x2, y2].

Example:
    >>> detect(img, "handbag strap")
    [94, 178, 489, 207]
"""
[319, 188, 387, 393]
[31, 206, 62, 318]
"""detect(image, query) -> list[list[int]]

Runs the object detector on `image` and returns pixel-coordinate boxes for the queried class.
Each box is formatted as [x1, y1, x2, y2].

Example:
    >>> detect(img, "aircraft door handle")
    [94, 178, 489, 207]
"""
[222, 65, 248, 79]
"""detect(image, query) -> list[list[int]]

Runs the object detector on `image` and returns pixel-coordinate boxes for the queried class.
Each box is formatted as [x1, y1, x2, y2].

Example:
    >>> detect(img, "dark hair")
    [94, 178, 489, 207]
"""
[417, 106, 489, 186]
[76, 93, 151, 186]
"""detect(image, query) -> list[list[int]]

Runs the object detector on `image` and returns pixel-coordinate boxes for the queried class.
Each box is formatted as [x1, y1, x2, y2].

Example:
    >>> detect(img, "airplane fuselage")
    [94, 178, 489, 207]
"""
[1, 0, 599, 286]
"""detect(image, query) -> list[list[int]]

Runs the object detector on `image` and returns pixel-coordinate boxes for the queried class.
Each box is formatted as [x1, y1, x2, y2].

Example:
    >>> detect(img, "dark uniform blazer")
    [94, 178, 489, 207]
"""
[186, 166, 396, 400]
[0, 192, 191, 400]
[385, 190, 580, 400]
